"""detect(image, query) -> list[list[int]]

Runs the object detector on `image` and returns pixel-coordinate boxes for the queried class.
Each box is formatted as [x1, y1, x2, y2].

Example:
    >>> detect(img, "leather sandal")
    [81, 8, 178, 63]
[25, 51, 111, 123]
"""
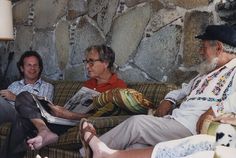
[79, 118, 97, 158]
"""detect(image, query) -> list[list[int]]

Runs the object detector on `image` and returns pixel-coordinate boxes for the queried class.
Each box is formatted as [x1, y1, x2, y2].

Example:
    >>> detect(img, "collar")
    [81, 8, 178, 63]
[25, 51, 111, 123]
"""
[19, 78, 42, 85]
[225, 58, 236, 68]
[90, 73, 118, 85]
[107, 73, 118, 85]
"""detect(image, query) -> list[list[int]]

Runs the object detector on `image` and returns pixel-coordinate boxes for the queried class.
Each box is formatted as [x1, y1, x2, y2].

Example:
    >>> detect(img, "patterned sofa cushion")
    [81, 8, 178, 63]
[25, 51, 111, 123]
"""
[201, 116, 236, 136]
[51, 81, 84, 105]
[0, 123, 11, 138]
[49, 115, 130, 150]
[48, 82, 178, 148]
[51, 81, 178, 108]
[92, 88, 154, 116]
[128, 82, 178, 106]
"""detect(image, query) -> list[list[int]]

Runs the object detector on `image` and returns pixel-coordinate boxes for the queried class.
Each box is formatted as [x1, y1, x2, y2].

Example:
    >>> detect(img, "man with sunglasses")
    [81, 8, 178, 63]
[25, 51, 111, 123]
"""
[82, 45, 127, 92]
[3, 44, 127, 158]
[79, 25, 236, 157]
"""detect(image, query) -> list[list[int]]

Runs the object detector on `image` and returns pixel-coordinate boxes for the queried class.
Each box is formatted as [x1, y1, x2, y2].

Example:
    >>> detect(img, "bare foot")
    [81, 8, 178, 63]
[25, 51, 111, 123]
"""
[82, 121, 115, 158]
[27, 129, 58, 150]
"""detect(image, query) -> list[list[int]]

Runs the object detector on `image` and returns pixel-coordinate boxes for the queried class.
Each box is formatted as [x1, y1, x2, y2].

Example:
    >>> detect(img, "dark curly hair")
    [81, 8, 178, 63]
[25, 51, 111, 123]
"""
[17, 50, 43, 78]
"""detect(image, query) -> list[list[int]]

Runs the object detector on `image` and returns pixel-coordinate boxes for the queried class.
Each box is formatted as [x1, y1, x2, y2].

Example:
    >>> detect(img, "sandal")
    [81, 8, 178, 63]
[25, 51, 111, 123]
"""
[79, 118, 97, 158]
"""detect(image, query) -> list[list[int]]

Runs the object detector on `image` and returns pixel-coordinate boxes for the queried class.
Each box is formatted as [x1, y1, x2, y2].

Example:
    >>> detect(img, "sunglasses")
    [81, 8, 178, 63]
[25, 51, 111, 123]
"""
[82, 59, 102, 66]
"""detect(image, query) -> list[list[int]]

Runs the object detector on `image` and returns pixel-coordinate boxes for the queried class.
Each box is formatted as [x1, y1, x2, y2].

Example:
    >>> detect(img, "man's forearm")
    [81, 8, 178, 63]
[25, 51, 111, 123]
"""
[196, 108, 214, 133]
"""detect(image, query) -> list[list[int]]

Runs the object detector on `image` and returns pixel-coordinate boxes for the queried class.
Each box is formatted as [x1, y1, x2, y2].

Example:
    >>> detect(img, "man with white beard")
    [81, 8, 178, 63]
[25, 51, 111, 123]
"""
[80, 25, 236, 156]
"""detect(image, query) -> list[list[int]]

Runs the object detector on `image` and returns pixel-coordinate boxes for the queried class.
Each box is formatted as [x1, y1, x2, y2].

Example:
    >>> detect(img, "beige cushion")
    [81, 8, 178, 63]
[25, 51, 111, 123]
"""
[214, 146, 236, 158]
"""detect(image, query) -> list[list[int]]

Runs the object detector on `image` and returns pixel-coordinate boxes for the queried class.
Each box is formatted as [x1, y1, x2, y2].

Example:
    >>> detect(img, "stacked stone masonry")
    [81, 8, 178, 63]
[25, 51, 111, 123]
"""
[0, 0, 235, 87]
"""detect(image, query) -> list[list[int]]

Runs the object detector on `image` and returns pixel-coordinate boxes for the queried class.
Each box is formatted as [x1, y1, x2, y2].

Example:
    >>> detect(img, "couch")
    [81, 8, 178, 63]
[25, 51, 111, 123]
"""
[0, 81, 179, 158]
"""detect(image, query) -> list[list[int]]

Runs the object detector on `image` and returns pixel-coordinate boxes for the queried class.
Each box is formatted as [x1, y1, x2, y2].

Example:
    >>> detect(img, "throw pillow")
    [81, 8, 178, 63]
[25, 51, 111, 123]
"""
[201, 113, 236, 135]
[92, 88, 154, 116]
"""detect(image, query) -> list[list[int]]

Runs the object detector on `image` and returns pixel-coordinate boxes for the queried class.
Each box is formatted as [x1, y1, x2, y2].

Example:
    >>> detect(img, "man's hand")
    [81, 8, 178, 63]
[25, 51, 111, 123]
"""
[48, 104, 90, 119]
[154, 100, 173, 117]
[196, 108, 214, 134]
[0, 89, 16, 101]
[213, 113, 236, 126]
[48, 104, 66, 117]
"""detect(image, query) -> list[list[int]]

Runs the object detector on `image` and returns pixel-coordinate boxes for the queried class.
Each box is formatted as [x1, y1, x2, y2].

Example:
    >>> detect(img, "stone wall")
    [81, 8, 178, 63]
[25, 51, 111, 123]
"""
[0, 0, 235, 87]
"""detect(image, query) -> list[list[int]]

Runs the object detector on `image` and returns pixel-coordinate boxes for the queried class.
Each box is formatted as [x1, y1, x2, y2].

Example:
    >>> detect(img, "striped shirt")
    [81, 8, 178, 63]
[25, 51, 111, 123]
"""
[7, 78, 54, 105]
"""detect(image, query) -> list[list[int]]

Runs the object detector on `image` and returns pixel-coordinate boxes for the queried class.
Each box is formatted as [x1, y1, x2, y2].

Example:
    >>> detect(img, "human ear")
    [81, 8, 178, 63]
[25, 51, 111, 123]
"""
[215, 41, 223, 55]
[20, 66, 24, 73]
[102, 61, 109, 69]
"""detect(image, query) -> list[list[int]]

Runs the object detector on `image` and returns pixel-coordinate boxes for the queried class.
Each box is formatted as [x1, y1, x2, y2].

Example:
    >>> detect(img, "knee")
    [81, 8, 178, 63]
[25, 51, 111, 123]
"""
[15, 91, 34, 111]
[16, 91, 31, 99]
[15, 91, 34, 103]
[125, 115, 147, 127]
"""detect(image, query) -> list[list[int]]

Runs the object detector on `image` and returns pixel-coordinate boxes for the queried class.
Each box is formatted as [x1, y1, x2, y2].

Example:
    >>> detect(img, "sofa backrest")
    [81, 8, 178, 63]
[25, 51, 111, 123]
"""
[128, 82, 178, 106]
[51, 81, 84, 105]
[51, 81, 179, 106]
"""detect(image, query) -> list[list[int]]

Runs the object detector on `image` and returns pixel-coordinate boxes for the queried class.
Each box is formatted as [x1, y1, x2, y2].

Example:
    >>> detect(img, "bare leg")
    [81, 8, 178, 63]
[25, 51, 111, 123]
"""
[27, 119, 58, 150]
[82, 121, 153, 158]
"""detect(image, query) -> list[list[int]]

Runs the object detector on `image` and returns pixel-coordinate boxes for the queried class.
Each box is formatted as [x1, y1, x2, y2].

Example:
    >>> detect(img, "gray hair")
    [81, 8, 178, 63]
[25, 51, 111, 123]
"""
[209, 40, 236, 54]
[222, 43, 236, 54]
[85, 44, 115, 69]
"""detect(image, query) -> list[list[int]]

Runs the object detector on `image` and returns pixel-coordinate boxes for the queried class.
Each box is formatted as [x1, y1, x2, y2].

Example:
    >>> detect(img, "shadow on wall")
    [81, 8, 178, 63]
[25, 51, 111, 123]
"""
[0, 51, 19, 89]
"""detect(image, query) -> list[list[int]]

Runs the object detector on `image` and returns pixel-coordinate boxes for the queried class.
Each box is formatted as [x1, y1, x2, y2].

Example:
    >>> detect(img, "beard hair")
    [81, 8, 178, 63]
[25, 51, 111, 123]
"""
[179, 57, 219, 75]
[196, 57, 218, 75]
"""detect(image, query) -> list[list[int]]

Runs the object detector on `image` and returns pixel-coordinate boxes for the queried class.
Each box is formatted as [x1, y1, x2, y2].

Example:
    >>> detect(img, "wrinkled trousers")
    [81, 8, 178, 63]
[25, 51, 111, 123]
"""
[1, 92, 71, 158]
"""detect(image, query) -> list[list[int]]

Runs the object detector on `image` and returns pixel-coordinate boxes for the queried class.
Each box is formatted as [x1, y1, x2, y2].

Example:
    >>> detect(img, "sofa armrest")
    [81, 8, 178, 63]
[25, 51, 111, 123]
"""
[51, 115, 131, 150]
[201, 117, 236, 136]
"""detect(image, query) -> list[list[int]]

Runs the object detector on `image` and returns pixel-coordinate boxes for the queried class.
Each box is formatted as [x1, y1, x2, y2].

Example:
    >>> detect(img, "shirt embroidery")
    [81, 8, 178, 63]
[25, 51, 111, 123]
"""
[188, 70, 235, 104]
[191, 78, 201, 91]
[196, 66, 226, 95]
[187, 97, 222, 102]
[212, 67, 236, 96]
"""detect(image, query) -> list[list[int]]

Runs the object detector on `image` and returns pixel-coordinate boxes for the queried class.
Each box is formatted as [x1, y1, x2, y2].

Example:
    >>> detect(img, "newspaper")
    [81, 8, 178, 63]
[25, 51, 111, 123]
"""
[63, 87, 100, 113]
[32, 87, 100, 126]
[32, 95, 79, 126]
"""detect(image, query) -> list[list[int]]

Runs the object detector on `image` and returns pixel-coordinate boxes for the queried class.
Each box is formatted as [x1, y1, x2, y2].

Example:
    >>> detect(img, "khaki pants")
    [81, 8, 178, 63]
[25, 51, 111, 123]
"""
[99, 115, 192, 150]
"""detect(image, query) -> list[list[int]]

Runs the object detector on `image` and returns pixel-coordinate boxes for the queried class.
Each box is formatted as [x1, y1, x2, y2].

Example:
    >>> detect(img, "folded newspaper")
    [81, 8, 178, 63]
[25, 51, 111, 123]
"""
[64, 87, 100, 113]
[32, 87, 100, 126]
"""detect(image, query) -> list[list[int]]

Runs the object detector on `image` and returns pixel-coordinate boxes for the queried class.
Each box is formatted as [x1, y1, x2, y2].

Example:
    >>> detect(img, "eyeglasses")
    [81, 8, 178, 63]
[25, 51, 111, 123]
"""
[82, 59, 101, 66]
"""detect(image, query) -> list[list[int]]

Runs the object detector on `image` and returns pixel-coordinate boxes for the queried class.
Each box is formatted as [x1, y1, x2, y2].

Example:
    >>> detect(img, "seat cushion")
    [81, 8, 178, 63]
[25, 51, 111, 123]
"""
[49, 115, 130, 149]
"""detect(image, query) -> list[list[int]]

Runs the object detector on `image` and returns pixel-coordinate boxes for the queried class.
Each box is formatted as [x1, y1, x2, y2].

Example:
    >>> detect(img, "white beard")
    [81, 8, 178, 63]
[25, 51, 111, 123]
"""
[196, 57, 219, 75]
[179, 57, 219, 75]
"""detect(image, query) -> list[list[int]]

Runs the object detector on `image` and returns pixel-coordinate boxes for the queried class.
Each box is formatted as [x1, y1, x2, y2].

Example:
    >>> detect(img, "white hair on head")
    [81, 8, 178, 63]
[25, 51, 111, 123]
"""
[222, 42, 236, 54]
[209, 40, 236, 54]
